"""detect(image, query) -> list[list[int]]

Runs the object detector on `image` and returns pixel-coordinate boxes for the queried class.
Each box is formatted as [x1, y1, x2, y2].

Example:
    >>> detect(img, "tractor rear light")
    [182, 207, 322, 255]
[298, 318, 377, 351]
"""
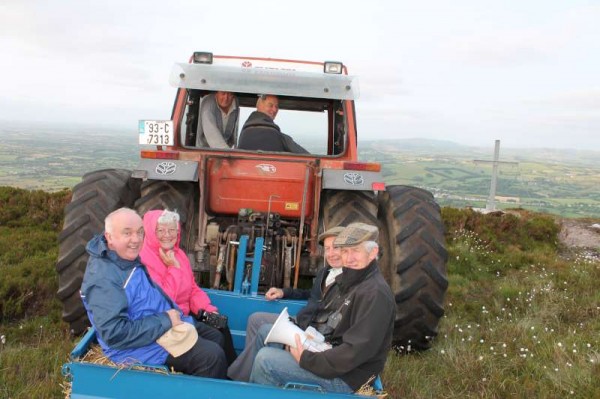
[140, 150, 179, 160]
[343, 162, 381, 172]
[324, 62, 343, 74]
[372, 182, 386, 191]
[193, 52, 213, 64]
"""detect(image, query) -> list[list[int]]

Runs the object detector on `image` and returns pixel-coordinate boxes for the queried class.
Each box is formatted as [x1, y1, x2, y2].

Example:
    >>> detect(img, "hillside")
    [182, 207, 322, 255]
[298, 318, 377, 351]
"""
[358, 141, 600, 218]
[0, 186, 598, 398]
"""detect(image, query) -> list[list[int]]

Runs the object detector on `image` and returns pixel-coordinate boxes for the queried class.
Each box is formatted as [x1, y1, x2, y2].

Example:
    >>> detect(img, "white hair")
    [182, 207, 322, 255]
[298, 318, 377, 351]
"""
[105, 207, 139, 234]
[157, 209, 180, 225]
[363, 240, 379, 252]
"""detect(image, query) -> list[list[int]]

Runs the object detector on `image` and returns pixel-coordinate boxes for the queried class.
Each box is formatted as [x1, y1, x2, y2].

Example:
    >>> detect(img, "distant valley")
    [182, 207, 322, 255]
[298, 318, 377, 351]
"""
[2, 123, 599, 218]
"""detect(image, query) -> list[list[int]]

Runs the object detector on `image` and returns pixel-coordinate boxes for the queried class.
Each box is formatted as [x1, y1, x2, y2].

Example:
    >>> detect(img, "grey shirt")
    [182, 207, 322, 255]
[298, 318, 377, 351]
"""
[196, 93, 239, 148]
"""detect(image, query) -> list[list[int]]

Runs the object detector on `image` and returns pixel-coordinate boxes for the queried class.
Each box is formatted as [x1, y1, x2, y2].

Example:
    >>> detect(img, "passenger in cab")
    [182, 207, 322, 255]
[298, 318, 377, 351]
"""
[237, 94, 309, 154]
[196, 91, 239, 148]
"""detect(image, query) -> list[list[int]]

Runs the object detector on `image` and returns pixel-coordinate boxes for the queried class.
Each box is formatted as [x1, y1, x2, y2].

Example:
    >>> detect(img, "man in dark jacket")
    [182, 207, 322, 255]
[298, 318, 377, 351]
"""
[80, 207, 227, 378]
[237, 94, 309, 154]
[249, 223, 395, 394]
[227, 226, 345, 381]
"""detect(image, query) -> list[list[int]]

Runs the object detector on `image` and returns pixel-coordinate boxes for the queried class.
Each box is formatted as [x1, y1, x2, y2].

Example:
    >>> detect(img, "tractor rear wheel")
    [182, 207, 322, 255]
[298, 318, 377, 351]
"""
[56, 169, 141, 335]
[377, 185, 448, 351]
[320, 190, 378, 230]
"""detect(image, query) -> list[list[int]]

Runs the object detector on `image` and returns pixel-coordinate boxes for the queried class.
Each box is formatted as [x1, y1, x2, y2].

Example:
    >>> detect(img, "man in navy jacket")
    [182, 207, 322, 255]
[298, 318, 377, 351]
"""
[237, 94, 309, 154]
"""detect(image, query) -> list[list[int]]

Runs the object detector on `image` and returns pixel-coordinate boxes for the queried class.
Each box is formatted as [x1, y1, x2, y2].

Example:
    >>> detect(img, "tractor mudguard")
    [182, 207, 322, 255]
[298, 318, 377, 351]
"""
[132, 159, 199, 181]
[322, 169, 383, 191]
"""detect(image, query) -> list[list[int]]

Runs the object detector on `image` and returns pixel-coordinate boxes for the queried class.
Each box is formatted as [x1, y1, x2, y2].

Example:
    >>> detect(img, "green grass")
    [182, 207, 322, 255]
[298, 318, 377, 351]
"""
[382, 210, 600, 398]
[0, 187, 74, 398]
[0, 186, 598, 398]
[0, 312, 75, 399]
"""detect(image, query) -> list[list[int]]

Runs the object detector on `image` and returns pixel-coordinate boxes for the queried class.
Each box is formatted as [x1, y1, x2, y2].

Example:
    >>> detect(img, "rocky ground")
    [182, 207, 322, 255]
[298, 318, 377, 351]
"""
[558, 218, 600, 261]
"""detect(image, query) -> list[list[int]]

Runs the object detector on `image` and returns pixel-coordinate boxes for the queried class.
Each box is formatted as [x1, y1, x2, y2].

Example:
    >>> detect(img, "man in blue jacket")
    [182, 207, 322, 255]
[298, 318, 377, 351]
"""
[80, 207, 227, 378]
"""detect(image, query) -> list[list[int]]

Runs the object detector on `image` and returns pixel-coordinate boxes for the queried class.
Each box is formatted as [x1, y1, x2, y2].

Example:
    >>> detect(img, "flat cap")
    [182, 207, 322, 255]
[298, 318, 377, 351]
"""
[333, 222, 379, 247]
[317, 226, 345, 245]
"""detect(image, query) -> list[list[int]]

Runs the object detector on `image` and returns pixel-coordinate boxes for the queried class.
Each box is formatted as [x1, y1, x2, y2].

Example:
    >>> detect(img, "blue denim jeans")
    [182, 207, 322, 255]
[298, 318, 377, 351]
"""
[249, 347, 353, 394]
[228, 319, 278, 381]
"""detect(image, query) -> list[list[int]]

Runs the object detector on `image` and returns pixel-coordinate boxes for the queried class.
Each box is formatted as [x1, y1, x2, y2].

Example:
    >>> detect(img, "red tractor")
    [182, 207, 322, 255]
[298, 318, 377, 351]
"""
[56, 52, 448, 351]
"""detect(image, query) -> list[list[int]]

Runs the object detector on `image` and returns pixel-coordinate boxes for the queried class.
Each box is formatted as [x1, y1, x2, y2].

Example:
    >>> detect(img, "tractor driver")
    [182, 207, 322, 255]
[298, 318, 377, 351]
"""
[196, 91, 239, 148]
[237, 94, 309, 154]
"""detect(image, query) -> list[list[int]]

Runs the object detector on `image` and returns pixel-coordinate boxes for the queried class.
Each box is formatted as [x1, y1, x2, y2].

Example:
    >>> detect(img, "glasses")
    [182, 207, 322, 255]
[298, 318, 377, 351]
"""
[156, 228, 177, 237]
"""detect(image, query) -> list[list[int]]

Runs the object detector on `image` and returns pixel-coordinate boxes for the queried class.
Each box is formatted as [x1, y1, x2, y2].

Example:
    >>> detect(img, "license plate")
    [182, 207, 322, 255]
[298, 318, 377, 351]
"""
[138, 120, 174, 145]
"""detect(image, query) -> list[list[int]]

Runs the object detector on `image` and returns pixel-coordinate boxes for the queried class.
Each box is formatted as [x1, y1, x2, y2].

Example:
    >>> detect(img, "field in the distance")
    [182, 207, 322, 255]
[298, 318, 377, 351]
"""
[2, 122, 600, 217]
[0, 122, 140, 191]
[360, 140, 600, 218]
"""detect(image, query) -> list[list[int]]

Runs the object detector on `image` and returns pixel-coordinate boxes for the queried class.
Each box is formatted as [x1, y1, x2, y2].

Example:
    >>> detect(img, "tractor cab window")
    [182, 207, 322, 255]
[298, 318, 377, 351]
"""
[179, 90, 240, 149]
[178, 91, 346, 156]
[237, 104, 328, 154]
[179, 89, 202, 147]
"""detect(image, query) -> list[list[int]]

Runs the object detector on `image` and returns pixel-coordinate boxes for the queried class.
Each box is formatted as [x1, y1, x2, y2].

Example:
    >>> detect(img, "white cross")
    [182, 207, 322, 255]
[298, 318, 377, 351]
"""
[473, 140, 518, 211]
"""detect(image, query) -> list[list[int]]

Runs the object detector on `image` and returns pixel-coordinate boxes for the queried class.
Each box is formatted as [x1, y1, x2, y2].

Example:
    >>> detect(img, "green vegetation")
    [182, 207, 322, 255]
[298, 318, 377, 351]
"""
[0, 187, 74, 399]
[0, 187, 598, 398]
[383, 208, 599, 398]
[361, 142, 600, 218]
[0, 125, 139, 192]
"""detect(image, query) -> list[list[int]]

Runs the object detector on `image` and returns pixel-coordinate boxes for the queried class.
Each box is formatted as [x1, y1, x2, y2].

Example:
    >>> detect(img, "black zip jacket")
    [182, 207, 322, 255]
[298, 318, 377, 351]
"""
[299, 260, 395, 391]
[237, 111, 308, 154]
[283, 266, 341, 330]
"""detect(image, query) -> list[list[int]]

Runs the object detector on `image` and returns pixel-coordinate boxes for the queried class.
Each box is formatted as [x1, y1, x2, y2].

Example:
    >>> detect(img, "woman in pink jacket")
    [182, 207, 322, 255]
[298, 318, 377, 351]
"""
[140, 209, 236, 364]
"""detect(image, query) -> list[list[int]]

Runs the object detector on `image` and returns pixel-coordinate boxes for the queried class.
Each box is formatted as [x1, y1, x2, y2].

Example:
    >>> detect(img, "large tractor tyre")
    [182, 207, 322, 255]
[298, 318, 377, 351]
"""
[56, 169, 141, 335]
[320, 190, 378, 230]
[134, 180, 198, 254]
[377, 185, 448, 351]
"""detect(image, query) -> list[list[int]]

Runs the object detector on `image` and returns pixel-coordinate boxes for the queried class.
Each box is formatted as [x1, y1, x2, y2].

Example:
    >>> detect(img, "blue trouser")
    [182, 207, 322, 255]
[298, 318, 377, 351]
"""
[227, 313, 277, 381]
[249, 347, 353, 394]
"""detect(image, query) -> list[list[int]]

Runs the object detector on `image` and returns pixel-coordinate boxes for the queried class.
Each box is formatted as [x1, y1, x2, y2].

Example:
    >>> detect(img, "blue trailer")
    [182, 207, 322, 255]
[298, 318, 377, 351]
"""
[62, 290, 384, 398]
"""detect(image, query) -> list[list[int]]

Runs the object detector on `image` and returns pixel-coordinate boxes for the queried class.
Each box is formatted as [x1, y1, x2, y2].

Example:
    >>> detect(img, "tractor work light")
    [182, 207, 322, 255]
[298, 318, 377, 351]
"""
[324, 61, 343, 74]
[193, 52, 213, 64]
[372, 182, 386, 191]
[343, 161, 381, 172]
[140, 150, 179, 160]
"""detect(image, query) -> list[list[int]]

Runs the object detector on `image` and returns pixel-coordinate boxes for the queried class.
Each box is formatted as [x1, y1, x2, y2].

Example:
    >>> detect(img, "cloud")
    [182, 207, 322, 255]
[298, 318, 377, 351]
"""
[1, 1, 599, 151]
[529, 90, 600, 110]
[442, 4, 600, 68]
[444, 28, 563, 68]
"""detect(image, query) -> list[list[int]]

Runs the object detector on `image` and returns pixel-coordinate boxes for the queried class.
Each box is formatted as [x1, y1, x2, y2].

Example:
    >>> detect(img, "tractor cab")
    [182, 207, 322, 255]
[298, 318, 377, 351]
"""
[146, 52, 359, 158]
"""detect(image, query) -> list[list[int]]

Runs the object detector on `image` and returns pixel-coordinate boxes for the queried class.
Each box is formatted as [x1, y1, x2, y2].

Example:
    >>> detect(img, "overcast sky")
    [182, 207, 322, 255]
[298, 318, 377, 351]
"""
[1, 0, 599, 150]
